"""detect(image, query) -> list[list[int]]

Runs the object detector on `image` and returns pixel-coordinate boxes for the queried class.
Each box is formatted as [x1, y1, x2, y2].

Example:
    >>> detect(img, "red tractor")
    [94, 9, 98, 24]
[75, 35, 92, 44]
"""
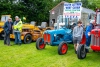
[77, 9, 100, 59]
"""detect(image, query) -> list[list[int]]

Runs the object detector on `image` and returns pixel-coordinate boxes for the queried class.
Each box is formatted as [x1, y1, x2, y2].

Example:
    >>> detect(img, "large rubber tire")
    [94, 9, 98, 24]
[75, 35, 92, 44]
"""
[58, 41, 68, 55]
[36, 38, 46, 50]
[77, 45, 86, 59]
[23, 34, 32, 44]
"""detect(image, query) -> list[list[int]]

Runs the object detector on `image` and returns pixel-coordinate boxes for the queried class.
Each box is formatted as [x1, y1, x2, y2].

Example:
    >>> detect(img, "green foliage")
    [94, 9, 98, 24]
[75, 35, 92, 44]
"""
[0, 0, 98, 24]
[88, 2, 96, 10]
[0, 0, 73, 24]
[73, 0, 97, 11]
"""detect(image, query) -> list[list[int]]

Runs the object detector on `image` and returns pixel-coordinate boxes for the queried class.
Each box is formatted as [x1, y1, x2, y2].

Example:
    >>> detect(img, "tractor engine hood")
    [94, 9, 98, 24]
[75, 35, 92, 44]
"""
[91, 29, 100, 36]
[43, 28, 72, 45]
[44, 28, 72, 35]
[0, 22, 4, 27]
[22, 24, 35, 29]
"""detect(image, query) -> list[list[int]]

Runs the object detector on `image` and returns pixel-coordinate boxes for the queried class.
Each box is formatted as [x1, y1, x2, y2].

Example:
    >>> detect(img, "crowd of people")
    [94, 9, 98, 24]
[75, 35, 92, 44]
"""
[3, 16, 23, 46]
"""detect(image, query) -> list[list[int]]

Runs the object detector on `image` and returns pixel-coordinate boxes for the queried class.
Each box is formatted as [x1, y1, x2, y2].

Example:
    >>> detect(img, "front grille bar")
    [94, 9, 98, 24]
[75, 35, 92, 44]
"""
[91, 34, 100, 46]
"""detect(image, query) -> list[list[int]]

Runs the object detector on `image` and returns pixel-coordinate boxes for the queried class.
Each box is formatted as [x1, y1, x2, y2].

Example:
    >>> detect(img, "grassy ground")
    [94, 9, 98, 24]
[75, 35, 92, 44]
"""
[0, 40, 100, 67]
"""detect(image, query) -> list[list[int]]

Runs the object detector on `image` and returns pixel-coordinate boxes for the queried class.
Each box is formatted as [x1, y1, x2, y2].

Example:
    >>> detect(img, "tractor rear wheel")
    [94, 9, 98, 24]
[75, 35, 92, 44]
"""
[77, 45, 86, 59]
[36, 38, 46, 50]
[24, 34, 32, 44]
[58, 41, 68, 55]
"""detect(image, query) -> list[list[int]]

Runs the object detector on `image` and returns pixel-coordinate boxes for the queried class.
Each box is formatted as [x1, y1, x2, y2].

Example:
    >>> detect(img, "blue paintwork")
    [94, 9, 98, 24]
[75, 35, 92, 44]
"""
[44, 27, 73, 46]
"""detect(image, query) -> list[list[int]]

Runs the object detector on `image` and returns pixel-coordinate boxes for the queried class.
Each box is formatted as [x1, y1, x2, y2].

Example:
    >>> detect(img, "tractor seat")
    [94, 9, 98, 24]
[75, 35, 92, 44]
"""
[38, 22, 47, 30]
[30, 21, 36, 26]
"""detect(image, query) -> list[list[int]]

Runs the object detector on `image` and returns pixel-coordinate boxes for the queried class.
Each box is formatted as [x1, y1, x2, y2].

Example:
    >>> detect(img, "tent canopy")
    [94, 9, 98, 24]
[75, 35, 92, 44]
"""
[81, 7, 96, 14]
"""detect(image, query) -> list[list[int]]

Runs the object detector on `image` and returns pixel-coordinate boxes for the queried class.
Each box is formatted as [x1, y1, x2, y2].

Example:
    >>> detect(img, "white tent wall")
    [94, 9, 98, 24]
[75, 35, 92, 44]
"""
[81, 7, 96, 27]
[81, 13, 89, 27]
[49, 1, 96, 27]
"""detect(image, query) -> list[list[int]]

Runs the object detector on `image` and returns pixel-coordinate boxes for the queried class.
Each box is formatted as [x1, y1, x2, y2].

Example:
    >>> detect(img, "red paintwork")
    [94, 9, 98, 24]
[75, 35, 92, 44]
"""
[39, 40, 45, 49]
[43, 34, 47, 42]
[90, 29, 100, 51]
[43, 34, 51, 43]
[48, 34, 50, 43]
[91, 45, 100, 51]
[90, 9, 100, 51]
[61, 43, 68, 54]
[91, 29, 100, 36]
[80, 34, 86, 45]
[39, 43, 45, 49]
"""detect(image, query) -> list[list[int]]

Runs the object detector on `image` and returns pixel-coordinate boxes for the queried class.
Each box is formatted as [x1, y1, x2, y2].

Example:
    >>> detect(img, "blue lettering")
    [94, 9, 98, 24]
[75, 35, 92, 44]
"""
[66, 7, 71, 9]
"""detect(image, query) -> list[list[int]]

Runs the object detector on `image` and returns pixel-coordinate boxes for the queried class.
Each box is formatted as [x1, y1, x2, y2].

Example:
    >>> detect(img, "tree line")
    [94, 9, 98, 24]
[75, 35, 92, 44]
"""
[0, 0, 97, 25]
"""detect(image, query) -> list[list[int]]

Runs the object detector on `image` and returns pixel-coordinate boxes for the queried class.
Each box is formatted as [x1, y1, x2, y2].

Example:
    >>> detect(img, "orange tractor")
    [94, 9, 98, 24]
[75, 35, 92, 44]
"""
[0, 15, 53, 44]
[10, 21, 53, 44]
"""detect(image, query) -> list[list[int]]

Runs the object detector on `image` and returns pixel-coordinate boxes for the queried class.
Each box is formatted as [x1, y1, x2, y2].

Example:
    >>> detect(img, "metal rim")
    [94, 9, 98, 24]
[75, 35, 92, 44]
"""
[25, 36, 32, 43]
[61, 43, 68, 54]
[39, 39, 45, 49]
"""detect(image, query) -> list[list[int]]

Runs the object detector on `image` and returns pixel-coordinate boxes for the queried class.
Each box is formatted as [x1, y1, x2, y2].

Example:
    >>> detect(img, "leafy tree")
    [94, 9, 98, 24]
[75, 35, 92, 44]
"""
[0, 0, 97, 25]
[73, 0, 96, 10]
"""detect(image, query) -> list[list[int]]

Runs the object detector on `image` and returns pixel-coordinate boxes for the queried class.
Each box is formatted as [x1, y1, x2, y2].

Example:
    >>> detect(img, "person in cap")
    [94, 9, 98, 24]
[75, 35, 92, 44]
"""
[3, 18, 13, 46]
[13, 16, 23, 45]
[85, 20, 95, 53]
[73, 21, 83, 54]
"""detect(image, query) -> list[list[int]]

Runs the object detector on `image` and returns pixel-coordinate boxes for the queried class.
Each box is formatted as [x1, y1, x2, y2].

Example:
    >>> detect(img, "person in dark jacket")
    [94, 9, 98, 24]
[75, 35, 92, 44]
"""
[3, 18, 13, 46]
[85, 20, 95, 52]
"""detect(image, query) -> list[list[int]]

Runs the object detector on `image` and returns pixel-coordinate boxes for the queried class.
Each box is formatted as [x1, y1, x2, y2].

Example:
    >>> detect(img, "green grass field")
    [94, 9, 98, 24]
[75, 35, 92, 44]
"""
[0, 40, 100, 67]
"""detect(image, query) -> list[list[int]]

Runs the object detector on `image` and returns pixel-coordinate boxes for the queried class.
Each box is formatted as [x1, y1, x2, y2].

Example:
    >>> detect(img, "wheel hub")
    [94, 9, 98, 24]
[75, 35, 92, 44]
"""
[61, 44, 68, 54]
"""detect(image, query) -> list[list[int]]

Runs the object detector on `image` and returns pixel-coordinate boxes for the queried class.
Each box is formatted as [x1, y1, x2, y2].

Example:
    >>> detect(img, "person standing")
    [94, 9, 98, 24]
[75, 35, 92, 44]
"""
[13, 16, 23, 45]
[85, 20, 95, 53]
[73, 21, 83, 53]
[3, 18, 13, 46]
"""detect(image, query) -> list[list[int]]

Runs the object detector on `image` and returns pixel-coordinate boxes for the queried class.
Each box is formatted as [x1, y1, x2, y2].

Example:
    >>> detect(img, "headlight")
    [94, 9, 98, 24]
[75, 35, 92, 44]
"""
[54, 34, 56, 37]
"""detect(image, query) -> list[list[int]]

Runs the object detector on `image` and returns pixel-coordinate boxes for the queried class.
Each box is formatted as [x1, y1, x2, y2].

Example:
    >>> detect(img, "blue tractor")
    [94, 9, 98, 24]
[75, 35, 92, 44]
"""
[36, 15, 77, 55]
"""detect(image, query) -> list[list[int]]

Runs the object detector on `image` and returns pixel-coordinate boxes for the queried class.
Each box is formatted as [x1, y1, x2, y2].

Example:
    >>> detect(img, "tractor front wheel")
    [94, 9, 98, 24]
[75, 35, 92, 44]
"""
[58, 41, 68, 55]
[77, 45, 86, 59]
[36, 38, 46, 50]
[24, 34, 32, 44]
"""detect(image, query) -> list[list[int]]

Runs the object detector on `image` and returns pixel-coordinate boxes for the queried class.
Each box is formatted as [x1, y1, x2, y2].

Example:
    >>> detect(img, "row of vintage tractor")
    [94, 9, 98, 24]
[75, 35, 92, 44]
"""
[1, 9, 100, 59]
[36, 9, 100, 59]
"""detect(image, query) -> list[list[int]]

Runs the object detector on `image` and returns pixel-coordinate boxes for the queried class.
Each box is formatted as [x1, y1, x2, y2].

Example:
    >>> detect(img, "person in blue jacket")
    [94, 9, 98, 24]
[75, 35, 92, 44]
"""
[85, 20, 95, 52]
[3, 18, 13, 46]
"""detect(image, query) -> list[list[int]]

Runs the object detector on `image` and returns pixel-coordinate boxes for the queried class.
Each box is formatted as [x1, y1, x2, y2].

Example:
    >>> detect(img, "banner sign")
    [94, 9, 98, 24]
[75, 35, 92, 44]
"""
[63, 2, 82, 19]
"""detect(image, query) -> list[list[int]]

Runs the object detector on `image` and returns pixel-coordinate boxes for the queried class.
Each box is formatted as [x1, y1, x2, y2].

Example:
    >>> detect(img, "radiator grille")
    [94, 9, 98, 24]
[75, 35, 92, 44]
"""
[43, 34, 51, 43]
[91, 34, 100, 46]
